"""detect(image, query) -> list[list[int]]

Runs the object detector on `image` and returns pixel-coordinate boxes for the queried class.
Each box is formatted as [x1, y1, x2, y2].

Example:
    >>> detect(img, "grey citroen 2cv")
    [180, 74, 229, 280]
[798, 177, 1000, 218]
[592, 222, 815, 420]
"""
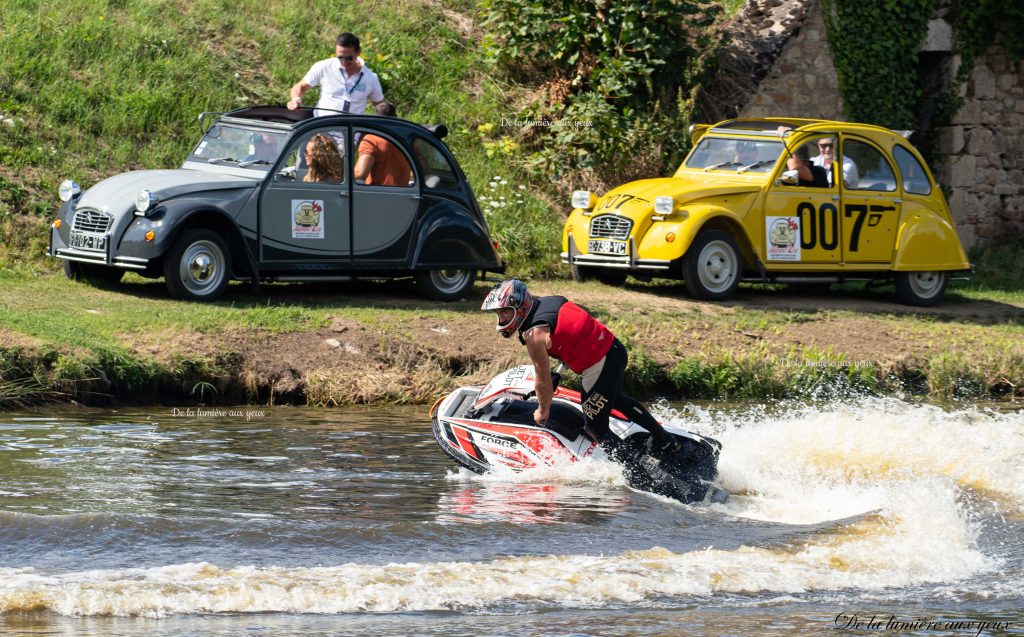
[49, 106, 504, 301]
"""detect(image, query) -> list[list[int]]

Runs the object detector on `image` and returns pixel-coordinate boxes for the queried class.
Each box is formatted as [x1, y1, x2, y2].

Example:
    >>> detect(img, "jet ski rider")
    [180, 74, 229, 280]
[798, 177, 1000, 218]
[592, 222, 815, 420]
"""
[481, 279, 681, 457]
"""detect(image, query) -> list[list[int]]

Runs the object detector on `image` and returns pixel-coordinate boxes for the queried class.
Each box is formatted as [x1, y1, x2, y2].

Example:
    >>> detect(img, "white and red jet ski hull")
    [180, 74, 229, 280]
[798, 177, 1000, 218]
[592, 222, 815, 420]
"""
[430, 366, 723, 503]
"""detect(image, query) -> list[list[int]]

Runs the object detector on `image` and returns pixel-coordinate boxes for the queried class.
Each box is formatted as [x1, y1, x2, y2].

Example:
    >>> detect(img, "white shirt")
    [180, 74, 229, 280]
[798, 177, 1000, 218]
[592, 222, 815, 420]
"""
[812, 154, 859, 189]
[302, 57, 384, 116]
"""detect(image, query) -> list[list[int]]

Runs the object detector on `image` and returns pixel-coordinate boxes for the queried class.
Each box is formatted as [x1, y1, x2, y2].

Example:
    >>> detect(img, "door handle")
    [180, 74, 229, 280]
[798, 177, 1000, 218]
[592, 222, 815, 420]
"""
[832, 195, 841, 201]
[893, 198, 902, 204]
[338, 191, 350, 198]
[411, 195, 422, 200]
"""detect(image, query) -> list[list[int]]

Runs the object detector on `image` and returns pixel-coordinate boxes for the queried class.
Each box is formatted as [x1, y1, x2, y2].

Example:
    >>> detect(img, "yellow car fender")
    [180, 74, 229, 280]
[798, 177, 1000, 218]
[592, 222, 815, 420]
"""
[892, 201, 970, 271]
[637, 207, 756, 265]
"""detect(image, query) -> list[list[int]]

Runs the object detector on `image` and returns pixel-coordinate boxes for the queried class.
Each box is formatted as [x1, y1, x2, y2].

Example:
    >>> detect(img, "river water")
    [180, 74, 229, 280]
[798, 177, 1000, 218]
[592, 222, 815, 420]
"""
[0, 397, 1021, 636]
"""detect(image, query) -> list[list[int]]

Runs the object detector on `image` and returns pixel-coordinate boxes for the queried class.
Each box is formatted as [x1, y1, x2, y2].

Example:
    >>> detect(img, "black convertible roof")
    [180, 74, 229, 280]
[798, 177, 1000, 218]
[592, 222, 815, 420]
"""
[225, 105, 316, 124]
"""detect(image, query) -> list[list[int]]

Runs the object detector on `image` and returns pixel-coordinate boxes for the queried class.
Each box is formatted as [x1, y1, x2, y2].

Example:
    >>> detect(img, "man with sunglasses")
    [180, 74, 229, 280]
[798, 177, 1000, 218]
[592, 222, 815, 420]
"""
[811, 137, 859, 188]
[288, 33, 385, 117]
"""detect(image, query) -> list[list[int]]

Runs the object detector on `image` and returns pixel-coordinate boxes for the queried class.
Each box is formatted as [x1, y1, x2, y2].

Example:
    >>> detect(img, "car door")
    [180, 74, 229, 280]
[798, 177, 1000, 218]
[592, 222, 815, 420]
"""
[837, 137, 900, 263]
[762, 135, 841, 264]
[350, 126, 420, 263]
[259, 126, 351, 263]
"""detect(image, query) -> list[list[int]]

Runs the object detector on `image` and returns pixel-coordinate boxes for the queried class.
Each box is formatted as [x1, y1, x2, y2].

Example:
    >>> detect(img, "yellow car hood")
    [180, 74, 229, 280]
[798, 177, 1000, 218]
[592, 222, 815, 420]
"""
[597, 177, 761, 216]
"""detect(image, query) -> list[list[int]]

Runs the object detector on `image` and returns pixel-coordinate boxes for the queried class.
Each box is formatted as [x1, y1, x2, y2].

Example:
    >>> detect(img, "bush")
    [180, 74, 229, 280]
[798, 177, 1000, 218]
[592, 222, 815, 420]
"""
[481, 0, 722, 189]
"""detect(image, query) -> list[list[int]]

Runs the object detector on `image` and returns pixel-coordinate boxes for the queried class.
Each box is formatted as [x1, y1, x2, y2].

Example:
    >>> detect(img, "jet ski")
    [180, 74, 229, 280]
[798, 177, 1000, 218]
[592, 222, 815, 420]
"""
[430, 365, 726, 504]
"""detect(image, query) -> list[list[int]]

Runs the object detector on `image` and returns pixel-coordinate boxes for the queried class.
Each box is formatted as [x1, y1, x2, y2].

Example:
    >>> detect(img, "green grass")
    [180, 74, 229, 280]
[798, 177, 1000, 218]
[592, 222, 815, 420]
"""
[948, 232, 1024, 304]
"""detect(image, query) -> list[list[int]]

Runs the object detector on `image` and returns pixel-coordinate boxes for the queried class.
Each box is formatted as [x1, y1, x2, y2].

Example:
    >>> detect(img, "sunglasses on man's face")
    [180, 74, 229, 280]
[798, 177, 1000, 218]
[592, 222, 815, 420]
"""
[818, 143, 835, 150]
[338, 55, 356, 62]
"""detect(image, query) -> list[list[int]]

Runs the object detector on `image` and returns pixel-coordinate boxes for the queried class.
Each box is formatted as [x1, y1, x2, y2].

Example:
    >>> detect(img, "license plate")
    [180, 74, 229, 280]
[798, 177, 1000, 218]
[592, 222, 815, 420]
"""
[587, 239, 627, 255]
[69, 232, 106, 251]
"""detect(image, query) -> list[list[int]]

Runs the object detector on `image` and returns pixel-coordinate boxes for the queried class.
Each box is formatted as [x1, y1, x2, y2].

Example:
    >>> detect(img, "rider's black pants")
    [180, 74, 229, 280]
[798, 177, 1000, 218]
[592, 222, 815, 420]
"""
[580, 339, 672, 448]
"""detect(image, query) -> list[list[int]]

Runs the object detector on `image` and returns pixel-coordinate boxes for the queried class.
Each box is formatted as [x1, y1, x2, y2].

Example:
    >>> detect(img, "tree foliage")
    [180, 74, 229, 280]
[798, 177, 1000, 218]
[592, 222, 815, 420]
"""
[480, 0, 723, 185]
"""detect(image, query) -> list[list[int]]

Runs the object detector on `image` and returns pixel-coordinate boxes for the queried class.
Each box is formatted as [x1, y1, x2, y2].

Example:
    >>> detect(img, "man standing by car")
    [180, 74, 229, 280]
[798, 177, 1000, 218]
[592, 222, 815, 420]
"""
[481, 279, 681, 457]
[287, 33, 385, 116]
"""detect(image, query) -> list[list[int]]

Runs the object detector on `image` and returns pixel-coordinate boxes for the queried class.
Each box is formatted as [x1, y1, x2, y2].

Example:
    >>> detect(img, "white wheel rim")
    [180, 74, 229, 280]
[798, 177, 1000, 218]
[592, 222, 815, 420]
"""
[907, 271, 946, 299]
[430, 269, 471, 294]
[697, 240, 738, 294]
[179, 240, 225, 296]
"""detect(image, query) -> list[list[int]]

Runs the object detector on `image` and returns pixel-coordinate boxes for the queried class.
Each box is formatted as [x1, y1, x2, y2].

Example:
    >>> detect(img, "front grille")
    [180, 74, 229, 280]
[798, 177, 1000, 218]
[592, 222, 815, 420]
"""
[72, 209, 113, 234]
[589, 214, 632, 240]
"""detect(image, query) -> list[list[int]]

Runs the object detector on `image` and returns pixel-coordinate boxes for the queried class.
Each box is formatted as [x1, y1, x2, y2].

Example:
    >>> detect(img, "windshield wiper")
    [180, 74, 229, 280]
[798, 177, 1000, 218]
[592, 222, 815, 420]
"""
[238, 159, 272, 168]
[207, 157, 239, 165]
[737, 160, 775, 173]
[704, 161, 739, 172]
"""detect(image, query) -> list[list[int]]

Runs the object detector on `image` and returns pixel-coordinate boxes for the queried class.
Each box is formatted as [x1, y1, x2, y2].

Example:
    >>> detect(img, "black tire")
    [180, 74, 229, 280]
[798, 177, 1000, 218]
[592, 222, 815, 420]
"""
[163, 228, 231, 301]
[415, 268, 476, 301]
[62, 260, 125, 284]
[683, 229, 741, 300]
[894, 271, 948, 307]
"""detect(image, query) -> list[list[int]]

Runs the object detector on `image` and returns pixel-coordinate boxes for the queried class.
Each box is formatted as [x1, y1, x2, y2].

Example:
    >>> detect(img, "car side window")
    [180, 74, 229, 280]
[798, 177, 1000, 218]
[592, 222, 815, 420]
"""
[353, 129, 415, 188]
[893, 145, 932, 195]
[843, 140, 897, 192]
[412, 138, 460, 190]
[280, 128, 347, 184]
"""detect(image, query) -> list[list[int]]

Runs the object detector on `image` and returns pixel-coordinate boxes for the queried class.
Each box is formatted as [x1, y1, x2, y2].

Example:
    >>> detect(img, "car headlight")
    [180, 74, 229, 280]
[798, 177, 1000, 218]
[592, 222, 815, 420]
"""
[58, 180, 81, 202]
[135, 189, 158, 214]
[571, 190, 596, 211]
[654, 196, 675, 215]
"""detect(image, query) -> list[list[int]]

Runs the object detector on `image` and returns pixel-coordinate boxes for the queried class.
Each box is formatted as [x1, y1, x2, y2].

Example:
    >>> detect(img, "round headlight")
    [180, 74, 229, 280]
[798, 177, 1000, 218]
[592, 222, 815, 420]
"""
[135, 189, 158, 213]
[59, 180, 81, 202]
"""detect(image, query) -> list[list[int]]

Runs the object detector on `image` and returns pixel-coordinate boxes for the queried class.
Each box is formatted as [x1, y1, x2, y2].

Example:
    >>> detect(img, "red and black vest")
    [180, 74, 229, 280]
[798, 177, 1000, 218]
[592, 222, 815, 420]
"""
[519, 296, 614, 372]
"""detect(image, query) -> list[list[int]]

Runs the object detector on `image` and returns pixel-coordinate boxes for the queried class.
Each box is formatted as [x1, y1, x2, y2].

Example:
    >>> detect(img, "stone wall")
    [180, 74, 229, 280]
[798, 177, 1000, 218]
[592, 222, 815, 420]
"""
[735, 0, 1024, 249]
[935, 43, 1024, 249]
[739, 0, 845, 121]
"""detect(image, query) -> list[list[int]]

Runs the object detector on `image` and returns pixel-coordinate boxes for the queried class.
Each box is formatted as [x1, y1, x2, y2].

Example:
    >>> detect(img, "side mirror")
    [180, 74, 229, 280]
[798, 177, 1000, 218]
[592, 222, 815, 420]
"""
[778, 169, 799, 186]
[277, 165, 297, 180]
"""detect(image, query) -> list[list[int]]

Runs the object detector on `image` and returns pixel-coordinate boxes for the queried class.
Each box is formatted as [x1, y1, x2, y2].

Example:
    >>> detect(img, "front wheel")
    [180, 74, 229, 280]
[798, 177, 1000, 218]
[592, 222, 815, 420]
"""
[415, 268, 475, 301]
[894, 271, 948, 307]
[683, 230, 741, 300]
[163, 229, 231, 301]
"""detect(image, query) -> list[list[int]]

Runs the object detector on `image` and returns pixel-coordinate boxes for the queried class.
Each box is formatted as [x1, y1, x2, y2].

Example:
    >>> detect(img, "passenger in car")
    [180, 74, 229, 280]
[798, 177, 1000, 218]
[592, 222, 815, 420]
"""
[788, 144, 829, 188]
[735, 141, 759, 166]
[303, 134, 345, 183]
[353, 102, 413, 186]
[247, 132, 283, 163]
[812, 137, 859, 188]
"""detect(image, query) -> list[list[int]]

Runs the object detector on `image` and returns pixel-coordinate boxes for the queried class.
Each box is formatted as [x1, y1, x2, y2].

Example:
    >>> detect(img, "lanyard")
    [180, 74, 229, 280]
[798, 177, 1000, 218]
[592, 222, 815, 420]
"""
[341, 69, 364, 98]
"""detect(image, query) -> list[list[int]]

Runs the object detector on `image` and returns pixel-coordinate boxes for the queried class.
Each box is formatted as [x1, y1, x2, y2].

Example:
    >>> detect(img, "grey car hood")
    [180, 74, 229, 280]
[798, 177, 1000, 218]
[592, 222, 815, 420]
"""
[79, 169, 260, 213]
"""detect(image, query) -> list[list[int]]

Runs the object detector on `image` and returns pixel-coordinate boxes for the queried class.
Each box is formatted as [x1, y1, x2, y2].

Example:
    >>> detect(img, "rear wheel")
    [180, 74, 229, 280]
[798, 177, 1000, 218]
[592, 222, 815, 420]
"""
[163, 229, 231, 301]
[683, 230, 741, 300]
[415, 268, 475, 301]
[894, 271, 948, 307]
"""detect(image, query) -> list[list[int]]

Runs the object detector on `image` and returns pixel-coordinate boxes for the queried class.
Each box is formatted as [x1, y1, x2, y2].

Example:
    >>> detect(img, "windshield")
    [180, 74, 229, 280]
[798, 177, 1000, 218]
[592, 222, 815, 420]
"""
[684, 137, 784, 173]
[187, 124, 289, 171]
